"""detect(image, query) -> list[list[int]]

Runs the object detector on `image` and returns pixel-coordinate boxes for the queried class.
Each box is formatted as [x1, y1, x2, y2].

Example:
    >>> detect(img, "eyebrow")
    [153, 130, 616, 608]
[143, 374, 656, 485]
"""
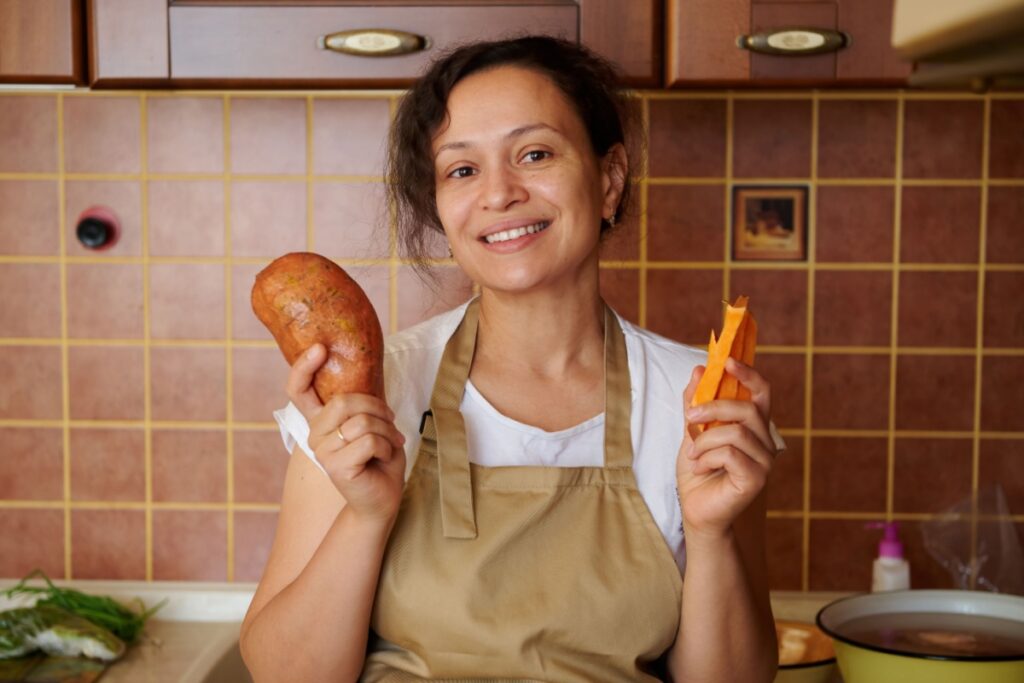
[435, 123, 561, 156]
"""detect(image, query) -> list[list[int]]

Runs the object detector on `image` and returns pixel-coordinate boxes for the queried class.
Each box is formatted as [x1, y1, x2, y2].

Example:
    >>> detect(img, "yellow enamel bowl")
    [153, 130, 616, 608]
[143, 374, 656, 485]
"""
[773, 620, 837, 683]
[816, 590, 1024, 683]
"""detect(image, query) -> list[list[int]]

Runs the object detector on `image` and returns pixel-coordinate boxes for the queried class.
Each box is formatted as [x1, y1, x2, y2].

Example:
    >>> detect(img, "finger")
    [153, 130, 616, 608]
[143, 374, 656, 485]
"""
[690, 423, 774, 471]
[725, 357, 771, 418]
[309, 393, 396, 440]
[340, 413, 406, 451]
[685, 400, 774, 454]
[690, 445, 768, 492]
[682, 365, 705, 442]
[322, 434, 396, 481]
[286, 344, 328, 418]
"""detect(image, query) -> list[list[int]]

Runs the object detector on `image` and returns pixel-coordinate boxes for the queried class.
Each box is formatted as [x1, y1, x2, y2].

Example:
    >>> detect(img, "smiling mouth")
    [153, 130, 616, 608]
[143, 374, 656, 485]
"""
[482, 221, 551, 244]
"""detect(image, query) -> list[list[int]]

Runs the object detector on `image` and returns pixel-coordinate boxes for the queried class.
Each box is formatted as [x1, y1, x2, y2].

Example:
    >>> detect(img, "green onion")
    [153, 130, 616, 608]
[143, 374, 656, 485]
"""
[2, 570, 164, 645]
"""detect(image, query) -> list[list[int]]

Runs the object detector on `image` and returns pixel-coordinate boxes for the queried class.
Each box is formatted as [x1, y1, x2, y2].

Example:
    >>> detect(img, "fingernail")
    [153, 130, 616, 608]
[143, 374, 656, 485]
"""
[685, 406, 705, 420]
[306, 346, 319, 359]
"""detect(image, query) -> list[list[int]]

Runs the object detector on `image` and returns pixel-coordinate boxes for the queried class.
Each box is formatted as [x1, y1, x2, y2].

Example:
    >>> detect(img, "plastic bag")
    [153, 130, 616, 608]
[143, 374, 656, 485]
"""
[921, 484, 1024, 595]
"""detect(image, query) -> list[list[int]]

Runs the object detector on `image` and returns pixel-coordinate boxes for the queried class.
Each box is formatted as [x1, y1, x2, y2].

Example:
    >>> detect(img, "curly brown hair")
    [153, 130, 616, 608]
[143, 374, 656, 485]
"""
[386, 35, 640, 269]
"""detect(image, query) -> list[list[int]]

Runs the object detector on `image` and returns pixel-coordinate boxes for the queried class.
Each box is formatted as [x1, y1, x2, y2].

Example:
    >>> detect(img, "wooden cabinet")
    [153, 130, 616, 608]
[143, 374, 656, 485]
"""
[88, 0, 662, 88]
[667, 0, 911, 86]
[0, 0, 85, 85]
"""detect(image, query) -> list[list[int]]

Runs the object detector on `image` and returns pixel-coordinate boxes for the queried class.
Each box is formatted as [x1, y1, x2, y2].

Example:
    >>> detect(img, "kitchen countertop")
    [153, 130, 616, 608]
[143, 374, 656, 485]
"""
[1, 581, 853, 682]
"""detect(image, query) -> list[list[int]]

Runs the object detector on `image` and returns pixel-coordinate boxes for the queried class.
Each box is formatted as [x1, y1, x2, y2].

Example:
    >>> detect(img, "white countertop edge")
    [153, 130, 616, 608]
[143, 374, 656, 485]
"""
[0, 579, 257, 623]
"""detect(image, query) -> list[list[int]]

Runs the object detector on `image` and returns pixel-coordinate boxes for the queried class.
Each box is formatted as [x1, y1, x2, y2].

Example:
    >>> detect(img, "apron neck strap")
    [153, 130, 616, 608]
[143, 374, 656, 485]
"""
[426, 298, 634, 538]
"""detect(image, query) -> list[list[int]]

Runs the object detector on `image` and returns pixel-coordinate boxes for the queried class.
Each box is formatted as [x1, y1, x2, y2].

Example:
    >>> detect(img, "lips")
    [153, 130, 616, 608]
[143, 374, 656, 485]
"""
[480, 221, 551, 244]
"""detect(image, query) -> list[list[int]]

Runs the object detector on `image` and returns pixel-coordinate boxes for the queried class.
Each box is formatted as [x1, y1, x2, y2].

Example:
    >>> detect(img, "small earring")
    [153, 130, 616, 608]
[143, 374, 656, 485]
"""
[606, 215, 616, 229]
[446, 242, 453, 257]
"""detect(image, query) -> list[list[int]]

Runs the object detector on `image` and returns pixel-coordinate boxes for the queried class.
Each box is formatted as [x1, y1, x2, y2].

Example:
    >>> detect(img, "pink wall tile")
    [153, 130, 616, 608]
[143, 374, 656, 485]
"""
[0, 346, 62, 420]
[0, 428, 63, 501]
[69, 428, 145, 502]
[149, 263, 225, 339]
[0, 509, 64, 579]
[0, 264, 61, 337]
[147, 181, 225, 256]
[396, 265, 474, 330]
[152, 510, 227, 581]
[232, 262, 274, 341]
[0, 95, 57, 172]
[71, 509, 145, 580]
[230, 98, 305, 175]
[66, 263, 144, 338]
[64, 96, 141, 174]
[152, 429, 227, 503]
[148, 97, 224, 174]
[234, 510, 278, 582]
[232, 347, 291, 422]
[230, 181, 307, 257]
[233, 429, 288, 503]
[312, 98, 391, 176]
[65, 181, 142, 257]
[150, 347, 227, 422]
[312, 182, 388, 258]
[0, 181, 60, 255]
[68, 346, 144, 420]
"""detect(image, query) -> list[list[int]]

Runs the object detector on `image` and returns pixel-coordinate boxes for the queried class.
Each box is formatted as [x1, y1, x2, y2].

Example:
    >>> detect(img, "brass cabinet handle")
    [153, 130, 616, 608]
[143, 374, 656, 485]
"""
[317, 29, 429, 57]
[737, 28, 848, 56]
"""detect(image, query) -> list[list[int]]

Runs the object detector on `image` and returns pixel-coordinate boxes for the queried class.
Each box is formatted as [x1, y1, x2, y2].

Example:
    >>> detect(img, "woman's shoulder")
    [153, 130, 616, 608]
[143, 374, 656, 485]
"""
[616, 314, 707, 370]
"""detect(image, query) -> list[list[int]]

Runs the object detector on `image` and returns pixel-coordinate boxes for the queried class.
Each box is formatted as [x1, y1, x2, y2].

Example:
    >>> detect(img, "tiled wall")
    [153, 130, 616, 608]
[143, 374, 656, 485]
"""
[0, 90, 1022, 593]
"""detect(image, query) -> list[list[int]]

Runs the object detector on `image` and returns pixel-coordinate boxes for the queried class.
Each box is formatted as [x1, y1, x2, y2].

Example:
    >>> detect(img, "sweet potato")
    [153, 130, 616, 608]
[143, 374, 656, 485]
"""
[251, 252, 384, 402]
[688, 296, 757, 439]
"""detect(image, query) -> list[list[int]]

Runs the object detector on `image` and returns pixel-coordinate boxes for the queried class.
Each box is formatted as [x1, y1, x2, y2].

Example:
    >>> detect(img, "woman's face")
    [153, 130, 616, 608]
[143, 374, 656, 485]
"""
[431, 65, 625, 295]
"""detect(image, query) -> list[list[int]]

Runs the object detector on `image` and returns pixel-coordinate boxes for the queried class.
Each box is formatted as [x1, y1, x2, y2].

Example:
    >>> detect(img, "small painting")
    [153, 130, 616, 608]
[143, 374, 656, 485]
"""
[732, 185, 807, 261]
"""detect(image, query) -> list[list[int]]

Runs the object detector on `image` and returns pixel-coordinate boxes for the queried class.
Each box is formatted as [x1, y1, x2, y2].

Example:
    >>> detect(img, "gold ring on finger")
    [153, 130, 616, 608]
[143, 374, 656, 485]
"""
[336, 426, 346, 445]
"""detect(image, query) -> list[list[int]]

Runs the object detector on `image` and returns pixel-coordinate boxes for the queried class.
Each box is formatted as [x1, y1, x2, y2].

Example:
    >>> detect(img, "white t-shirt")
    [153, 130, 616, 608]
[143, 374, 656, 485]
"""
[274, 300, 784, 572]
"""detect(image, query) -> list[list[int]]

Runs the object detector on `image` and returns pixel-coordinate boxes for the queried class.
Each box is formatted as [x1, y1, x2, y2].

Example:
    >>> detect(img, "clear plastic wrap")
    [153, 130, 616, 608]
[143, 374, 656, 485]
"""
[922, 485, 1024, 595]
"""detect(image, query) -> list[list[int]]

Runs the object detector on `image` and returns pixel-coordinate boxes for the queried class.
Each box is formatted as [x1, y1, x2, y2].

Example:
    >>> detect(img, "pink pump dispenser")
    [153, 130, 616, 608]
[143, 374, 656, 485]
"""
[867, 521, 910, 592]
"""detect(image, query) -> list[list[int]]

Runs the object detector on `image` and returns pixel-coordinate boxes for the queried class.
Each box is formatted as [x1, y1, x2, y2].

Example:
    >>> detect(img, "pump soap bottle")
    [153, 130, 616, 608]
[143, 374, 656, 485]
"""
[868, 521, 910, 592]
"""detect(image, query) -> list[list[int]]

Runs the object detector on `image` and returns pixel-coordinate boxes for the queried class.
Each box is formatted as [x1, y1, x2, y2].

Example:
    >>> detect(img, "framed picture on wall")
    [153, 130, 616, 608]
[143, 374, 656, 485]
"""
[732, 185, 807, 261]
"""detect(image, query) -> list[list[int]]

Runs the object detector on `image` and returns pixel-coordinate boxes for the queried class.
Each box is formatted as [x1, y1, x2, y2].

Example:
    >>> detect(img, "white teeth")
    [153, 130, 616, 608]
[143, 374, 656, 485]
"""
[484, 222, 548, 244]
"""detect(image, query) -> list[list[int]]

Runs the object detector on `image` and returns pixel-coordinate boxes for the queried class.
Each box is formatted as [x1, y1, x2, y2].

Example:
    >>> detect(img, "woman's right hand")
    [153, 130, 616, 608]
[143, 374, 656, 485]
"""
[286, 343, 407, 526]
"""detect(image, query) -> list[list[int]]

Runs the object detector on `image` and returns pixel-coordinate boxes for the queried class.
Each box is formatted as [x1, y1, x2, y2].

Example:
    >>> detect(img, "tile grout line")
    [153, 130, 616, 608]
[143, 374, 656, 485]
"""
[887, 95, 905, 523]
[224, 94, 236, 583]
[57, 93, 72, 580]
[140, 94, 154, 582]
[801, 93, 819, 591]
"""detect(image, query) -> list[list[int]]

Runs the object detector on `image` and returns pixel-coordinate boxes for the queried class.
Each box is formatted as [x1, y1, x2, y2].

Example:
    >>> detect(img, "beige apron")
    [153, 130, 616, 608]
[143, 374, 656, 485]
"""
[362, 299, 683, 682]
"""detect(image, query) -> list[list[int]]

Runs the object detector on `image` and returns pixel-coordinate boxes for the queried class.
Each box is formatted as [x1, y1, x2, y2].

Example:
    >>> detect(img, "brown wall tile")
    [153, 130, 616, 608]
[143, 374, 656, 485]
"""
[988, 100, 1024, 179]
[903, 100, 983, 179]
[234, 510, 279, 582]
[810, 437, 887, 512]
[151, 347, 227, 422]
[893, 438, 972, 514]
[70, 428, 145, 502]
[71, 509, 145, 580]
[0, 509, 64, 578]
[152, 510, 227, 581]
[64, 96, 141, 174]
[152, 429, 227, 503]
[312, 98, 390, 177]
[66, 264, 144, 338]
[814, 271, 891, 346]
[899, 519, 962, 589]
[983, 272, 1024, 348]
[0, 264, 60, 337]
[757, 353, 805, 429]
[65, 181, 143, 257]
[645, 269, 723, 345]
[598, 207, 640, 261]
[979, 440, 1024, 516]
[147, 181, 225, 257]
[729, 269, 807, 346]
[986, 187, 1024, 264]
[900, 186, 980, 263]
[312, 182, 388, 258]
[68, 346, 144, 420]
[647, 184, 725, 262]
[980, 357, 1024, 432]
[230, 181, 307, 257]
[149, 263, 225, 339]
[599, 268, 639, 325]
[147, 97, 224, 174]
[816, 186, 894, 263]
[234, 430, 288, 504]
[0, 346, 62, 420]
[895, 355, 975, 431]
[766, 518, 803, 591]
[232, 347, 291, 422]
[0, 428, 62, 500]
[230, 98, 305, 175]
[0, 181, 60, 255]
[809, 519, 876, 591]
[0, 95, 57, 172]
[733, 100, 812, 179]
[898, 271, 977, 347]
[818, 100, 897, 178]
[766, 438, 802, 511]
[812, 354, 890, 429]
[648, 100, 726, 178]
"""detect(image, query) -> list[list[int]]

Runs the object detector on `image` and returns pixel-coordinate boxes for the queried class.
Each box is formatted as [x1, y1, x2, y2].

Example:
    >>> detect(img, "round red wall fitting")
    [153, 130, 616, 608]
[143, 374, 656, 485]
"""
[75, 206, 121, 250]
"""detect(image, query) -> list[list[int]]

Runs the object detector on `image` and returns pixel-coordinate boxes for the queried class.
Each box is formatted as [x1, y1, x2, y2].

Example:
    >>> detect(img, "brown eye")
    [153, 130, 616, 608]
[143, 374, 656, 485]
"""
[522, 150, 551, 163]
[448, 166, 476, 179]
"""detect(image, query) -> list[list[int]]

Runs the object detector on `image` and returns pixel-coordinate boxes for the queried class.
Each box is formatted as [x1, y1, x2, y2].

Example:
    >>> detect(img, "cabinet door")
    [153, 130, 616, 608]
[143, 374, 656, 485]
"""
[89, 0, 169, 85]
[667, 0, 911, 86]
[0, 0, 85, 84]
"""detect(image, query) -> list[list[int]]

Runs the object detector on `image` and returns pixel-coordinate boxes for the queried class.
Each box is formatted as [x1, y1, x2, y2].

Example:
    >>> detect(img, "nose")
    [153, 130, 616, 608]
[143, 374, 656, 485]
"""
[479, 164, 528, 211]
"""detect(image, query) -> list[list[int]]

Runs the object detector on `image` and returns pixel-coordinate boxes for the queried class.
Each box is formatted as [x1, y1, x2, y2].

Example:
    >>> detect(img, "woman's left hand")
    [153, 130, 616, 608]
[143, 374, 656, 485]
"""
[676, 357, 777, 539]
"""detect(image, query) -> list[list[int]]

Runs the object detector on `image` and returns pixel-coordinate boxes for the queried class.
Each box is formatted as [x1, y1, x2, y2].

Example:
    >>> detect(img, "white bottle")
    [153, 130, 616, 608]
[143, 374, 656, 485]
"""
[870, 521, 910, 592]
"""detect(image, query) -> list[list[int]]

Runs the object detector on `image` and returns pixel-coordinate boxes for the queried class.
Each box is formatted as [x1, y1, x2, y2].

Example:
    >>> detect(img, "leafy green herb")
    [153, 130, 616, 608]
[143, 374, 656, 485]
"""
[2, 570, 164, 645]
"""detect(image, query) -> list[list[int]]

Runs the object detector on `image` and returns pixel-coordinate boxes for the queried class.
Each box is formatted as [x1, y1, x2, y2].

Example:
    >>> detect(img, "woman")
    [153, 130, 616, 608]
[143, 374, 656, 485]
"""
[240, 36, 781, 682]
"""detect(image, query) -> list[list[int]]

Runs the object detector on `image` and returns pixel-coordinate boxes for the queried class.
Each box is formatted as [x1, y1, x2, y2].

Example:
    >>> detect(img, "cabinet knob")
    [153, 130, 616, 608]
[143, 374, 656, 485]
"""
[75, 206, 121, 250]
[738, 28, 848, 56]
[318, 29, 429, 57]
